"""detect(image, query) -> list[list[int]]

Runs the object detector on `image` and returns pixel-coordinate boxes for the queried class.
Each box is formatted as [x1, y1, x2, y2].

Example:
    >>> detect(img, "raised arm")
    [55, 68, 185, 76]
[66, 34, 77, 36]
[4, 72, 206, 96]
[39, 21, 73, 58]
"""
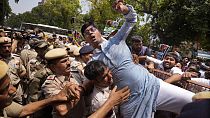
[111, 0, 137, 41]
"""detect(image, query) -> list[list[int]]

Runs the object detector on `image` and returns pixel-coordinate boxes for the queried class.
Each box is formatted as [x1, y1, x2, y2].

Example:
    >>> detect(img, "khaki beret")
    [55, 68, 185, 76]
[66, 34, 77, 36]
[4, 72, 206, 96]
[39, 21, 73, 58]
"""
[45, 48, 68, 60]
[73, 47, 81, 56]
[192, 91, 210, 101]
[0, 61, 9, 80]
[0, 37, 12, 44]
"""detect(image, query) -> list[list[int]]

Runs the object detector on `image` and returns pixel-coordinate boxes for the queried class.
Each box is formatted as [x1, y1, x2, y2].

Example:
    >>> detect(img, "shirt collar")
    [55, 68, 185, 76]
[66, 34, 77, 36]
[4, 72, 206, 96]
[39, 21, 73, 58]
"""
[95, 85, 110, 94]
[93, 37, 107, 53]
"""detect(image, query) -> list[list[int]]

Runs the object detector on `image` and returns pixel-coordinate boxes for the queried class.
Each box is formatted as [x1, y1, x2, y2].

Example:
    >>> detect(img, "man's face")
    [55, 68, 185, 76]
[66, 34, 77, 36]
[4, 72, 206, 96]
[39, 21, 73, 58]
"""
[0, 43, 12, 57]
[132, 41, 142, 52]
[81, 53, 93, 63]
[0, 75, 14, 109]
[52, 57, 71, 76]
[83, 26, 103, 48]
[163, 56, 176, 69]
[183, 57, 189, 64]
[94, 67, 113, 88]
[192, 59, 198, 64]
[186, 65, 200, 77]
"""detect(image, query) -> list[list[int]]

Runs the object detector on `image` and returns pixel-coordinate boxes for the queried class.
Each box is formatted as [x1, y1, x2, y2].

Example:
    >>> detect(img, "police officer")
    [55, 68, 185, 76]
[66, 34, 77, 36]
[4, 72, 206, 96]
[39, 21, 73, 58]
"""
[0, 60, 71, 117]
[0, 37, 26, 104]
[79, 45, 94, 64]
[177, 92, 210, 118]
[42, 48, 86, 118]
[25, 39, 53, 103]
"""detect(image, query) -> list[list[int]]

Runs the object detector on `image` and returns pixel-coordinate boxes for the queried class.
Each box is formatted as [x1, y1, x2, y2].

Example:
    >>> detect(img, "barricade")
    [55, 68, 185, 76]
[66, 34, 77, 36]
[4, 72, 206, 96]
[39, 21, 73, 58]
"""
[149, 68, 210, 93]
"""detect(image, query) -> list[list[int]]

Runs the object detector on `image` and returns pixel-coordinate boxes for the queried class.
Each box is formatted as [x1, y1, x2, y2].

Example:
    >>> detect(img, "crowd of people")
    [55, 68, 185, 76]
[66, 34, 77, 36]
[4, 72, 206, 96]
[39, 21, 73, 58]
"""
[0, 1, 210, 118]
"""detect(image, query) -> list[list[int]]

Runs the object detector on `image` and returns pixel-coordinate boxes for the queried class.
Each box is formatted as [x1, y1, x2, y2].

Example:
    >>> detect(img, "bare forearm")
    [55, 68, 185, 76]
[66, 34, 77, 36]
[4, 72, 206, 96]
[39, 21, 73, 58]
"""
[164, 74, 182, 84]
[88, 100, 113, 118]
[19, 96, 56, 117]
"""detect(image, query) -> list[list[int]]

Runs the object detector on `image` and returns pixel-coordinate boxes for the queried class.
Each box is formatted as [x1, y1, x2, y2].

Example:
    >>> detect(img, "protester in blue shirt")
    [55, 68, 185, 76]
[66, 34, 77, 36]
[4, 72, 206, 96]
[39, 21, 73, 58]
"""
[79, 1, 195, 118]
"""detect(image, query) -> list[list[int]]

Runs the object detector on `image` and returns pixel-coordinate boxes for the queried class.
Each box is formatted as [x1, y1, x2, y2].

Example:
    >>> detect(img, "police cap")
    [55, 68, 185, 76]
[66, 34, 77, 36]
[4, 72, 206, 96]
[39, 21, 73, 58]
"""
[79, 45, 94, 55]
[45, 48, 68, 60]
[192, 91, 210, 101]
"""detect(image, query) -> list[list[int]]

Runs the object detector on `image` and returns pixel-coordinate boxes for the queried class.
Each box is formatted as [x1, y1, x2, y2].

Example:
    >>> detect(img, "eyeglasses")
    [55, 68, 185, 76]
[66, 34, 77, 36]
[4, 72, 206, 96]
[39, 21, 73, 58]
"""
[84, 27, 97, 36]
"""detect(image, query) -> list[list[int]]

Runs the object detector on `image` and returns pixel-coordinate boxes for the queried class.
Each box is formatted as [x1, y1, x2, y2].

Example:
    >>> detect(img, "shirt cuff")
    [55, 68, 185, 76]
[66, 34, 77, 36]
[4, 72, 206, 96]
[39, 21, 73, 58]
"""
[124, 5, 137, 23]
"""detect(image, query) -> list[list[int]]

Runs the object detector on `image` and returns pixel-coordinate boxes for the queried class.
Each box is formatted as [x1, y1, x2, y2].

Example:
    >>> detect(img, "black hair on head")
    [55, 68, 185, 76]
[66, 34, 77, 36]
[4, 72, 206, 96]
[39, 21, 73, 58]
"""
[165, 52, 180, 63]
[131, 35, 143, 42]
[81, 21, 96, 37]
[84, 60, 106, 80]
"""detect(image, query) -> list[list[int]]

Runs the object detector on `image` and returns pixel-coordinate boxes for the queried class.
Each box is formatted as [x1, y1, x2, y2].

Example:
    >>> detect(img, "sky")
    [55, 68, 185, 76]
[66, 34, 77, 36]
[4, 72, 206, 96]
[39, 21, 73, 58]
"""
[9, 0, 41, 14]
[9, 0, 90, 14]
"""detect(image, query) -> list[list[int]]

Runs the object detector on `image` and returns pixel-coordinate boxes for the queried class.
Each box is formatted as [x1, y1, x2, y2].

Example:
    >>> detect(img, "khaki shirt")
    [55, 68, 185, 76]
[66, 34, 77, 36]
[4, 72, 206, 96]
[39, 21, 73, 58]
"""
[4, 55, 26, 104]
[4, 54, 26, 86]
[42, 75, 85, 118]
[42, 75, 79, 97]
[0, 102, 23, 118]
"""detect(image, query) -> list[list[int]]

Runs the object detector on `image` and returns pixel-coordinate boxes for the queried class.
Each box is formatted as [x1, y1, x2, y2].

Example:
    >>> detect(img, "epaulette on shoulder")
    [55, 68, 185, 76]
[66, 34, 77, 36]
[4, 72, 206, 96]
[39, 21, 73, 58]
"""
[46, 75, 56, 80]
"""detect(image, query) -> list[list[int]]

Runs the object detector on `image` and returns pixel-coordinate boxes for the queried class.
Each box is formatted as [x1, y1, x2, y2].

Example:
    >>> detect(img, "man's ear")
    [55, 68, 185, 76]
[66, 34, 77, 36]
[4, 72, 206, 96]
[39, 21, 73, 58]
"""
[49, 63, 56, 72]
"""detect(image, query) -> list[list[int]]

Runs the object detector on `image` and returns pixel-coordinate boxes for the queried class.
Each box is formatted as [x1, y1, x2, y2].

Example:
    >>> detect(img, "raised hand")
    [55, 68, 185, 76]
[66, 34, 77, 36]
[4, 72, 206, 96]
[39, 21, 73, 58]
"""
[64, 83, 82, 100]
[107, 86, 130, 106]
[182, 72, 199, 79]
[112, 0, 129, 15]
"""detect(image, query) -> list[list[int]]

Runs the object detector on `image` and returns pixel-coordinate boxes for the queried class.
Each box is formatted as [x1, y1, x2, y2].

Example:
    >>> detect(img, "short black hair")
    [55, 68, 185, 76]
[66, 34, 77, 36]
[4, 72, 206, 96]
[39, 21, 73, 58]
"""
[84, 60, 106, 80]
[165, 52, 180, 63]
[81, 22, 97, 37]
[131, 35, 143, 42]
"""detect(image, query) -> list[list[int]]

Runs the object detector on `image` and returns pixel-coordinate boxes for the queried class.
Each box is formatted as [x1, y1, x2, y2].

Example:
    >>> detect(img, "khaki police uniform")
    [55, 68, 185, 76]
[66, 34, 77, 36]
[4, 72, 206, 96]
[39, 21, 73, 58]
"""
[1, 102, 23, 118]
[72, 46, 86, 73]
[0, 61, 23, 118]
[42, 48, 85, 118]
[23, 40, 53, 103]
[0, 37, 26, 104]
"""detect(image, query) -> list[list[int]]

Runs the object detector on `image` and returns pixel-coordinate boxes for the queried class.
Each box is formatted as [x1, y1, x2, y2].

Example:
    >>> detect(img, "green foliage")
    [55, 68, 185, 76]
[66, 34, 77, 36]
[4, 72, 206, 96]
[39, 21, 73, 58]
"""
[127, 23, 152, 46]
[5, 0, 210, 50]
[5, 0, 81, 30]
[127, 0, 210, 49]
[0, 0, 12, 25]
[86, 0, 121, 30]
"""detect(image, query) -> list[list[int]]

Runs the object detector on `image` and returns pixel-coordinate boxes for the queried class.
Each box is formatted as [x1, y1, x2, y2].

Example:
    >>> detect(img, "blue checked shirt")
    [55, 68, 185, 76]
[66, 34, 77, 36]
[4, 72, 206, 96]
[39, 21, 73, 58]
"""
[91, 5, 160, 118]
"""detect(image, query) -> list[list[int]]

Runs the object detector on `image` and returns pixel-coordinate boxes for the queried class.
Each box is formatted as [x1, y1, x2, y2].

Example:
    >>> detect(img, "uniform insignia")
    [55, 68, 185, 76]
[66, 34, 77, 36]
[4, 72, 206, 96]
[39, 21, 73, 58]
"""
[47, 75, 56, 80]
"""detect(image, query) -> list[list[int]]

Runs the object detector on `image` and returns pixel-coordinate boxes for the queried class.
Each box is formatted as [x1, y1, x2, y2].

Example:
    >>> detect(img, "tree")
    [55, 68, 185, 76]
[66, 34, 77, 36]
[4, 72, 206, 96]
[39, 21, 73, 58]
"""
[5, 0, 82, 30]
[86, 0, 121, 29]
[127, 0, 210, 49]
[0, 0, 11, 26]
